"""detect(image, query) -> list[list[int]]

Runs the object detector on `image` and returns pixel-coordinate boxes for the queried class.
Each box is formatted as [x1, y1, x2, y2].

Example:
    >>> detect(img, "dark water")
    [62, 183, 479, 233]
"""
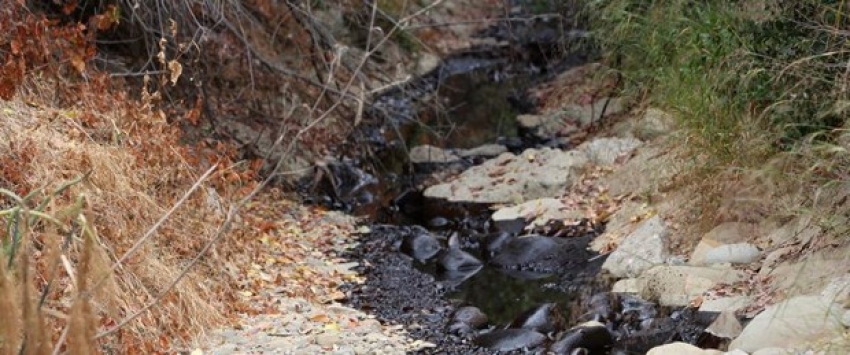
[411, 69, 526, 149]
[443, 267, 565, 325]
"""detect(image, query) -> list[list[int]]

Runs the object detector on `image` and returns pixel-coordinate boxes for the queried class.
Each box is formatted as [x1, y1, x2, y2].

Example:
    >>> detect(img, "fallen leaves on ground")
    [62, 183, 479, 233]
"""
[223, 188, 365, 318]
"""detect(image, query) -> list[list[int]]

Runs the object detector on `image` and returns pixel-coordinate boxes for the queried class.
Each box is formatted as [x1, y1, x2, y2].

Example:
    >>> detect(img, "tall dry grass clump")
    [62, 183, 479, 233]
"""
[1, 2, 263, 353]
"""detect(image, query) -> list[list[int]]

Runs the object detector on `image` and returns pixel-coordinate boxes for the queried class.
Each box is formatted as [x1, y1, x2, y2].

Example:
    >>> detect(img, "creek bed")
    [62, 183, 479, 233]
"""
[303, 6, 720, 354]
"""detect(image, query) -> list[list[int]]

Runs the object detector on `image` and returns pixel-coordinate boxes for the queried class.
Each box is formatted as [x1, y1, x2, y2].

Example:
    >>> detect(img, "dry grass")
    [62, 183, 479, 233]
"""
[0, 72, 256, 352]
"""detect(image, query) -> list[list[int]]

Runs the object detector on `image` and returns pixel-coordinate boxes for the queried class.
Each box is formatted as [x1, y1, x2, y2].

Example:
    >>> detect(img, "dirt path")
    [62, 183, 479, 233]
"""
[192, 191, 435, 354]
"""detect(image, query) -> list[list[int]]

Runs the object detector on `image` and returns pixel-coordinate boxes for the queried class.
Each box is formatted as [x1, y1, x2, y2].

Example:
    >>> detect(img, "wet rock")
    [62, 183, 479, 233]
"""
[437, 233, 483, 271]
[550, 321, 613, 354]
[619, 294, 662, 329]
[409, 145, 462, 164]
[578, 137, 642, 165]
[398, 227, 442, 262]
[583, 292, 620, 323]
[509, 303, 564, 334]
[489, 235, 591, 272]
[481, 231, 514, 258]
[474, 328, 547, 352]
[602, 215, 669, 278]
[448, 306, 488, 334]
[491, 198, 584, 229]
[423, 148, 588, 204]
[729, 295, 845, 352]
[313, 158, 379, 207]
[690, 223, 760, 265]
[646, 342, 723, 355]
[426, 216, 451, 229]
[637, 265, 746, 307]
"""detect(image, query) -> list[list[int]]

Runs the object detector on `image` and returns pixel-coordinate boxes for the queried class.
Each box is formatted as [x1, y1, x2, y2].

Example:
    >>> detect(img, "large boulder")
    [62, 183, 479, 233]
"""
[635, 265, 746, 307]
[423, 148, 588, 204]
[729, 296, 845, 353]
[601, 215, 669, 278]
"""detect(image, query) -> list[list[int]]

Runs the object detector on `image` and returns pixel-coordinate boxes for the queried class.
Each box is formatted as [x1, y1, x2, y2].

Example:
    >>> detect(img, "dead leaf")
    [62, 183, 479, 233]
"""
[309, 314, 331, 323]
[168, 60, 182, 85]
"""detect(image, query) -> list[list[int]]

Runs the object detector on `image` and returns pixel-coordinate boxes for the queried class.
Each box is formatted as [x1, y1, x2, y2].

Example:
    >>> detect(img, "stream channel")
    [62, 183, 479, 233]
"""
[299, 6, 722, 354]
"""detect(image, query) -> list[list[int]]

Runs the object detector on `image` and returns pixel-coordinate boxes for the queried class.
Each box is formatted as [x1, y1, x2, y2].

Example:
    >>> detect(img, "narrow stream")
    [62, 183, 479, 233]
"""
[301, 4, 722, 354]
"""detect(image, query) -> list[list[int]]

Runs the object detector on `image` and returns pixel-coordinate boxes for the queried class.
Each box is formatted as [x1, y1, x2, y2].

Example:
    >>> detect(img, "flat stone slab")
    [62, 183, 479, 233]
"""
[491, 198, 584, 229]
[517, 97, 627, 140]
[423, 148, 588, 204]
[578, 137, 642, 165]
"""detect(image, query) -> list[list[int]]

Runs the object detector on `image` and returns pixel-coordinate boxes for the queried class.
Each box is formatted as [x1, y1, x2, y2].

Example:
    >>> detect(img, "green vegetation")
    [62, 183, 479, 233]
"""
[586, 0, 850, 171]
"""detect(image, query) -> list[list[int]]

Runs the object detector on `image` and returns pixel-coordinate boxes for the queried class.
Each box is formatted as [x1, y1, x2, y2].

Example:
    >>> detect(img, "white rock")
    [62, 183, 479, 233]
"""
[724, 350, 749, 355]
[702, 243, 761, 265]
[646, 342, 723, 354]
[729, 295, 844, 352]
[602, 215, 669, 278]
[612, 278, 645, 294]
[699, 296, 752, 314]
[458, 144, 507, 158]
[415, 52, 440, 75]
[690, 223, 758, 265]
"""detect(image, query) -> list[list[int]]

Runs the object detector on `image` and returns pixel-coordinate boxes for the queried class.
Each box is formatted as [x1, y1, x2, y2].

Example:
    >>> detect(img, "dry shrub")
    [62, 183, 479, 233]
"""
[1, 3, 260, 352]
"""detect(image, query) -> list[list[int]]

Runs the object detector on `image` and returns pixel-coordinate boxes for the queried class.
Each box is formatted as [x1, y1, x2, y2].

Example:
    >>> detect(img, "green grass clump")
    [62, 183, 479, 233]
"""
[585, 0, 850, 169]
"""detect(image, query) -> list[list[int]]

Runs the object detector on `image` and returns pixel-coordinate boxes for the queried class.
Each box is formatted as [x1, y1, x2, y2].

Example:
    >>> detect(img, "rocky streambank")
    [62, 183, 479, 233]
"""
[202, 1, 850, 354]
[337, 59, 850, 355]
